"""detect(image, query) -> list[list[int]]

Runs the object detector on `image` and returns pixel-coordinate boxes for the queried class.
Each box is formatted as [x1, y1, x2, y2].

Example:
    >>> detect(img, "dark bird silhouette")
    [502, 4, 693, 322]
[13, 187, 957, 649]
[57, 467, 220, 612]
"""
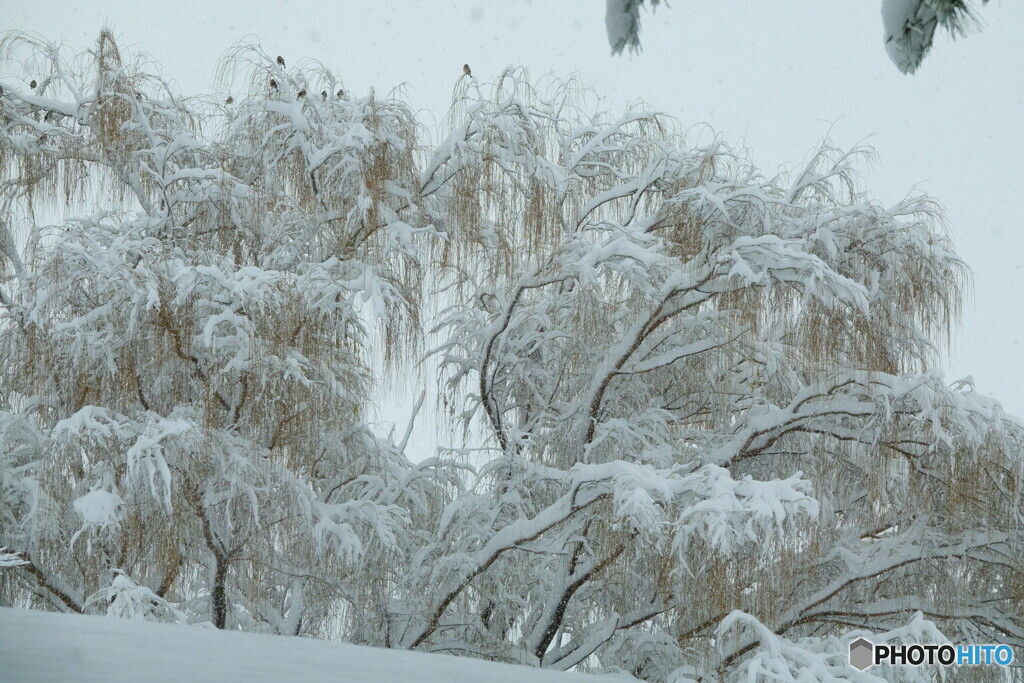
[463, 64, 472, 77]
[276, 55, 285, 67]
[29, 79, 37, 89]
[269, 78, 278, 90]
[225, 95, 234, 105]
[336, 88, 344, 98]
[297, 89, 306, 98]
[135, 92, 142, 101]
[321, 90, 327, 99]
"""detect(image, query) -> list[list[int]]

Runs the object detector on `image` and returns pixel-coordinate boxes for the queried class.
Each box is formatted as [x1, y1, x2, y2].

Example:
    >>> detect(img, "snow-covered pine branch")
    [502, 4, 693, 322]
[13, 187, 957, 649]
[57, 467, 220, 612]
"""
[605, 1, 992, 74]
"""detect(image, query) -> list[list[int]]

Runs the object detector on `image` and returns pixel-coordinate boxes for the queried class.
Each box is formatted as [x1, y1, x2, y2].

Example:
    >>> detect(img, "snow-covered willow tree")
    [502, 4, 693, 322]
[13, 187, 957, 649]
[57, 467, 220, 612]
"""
[1, 34, 1021, 683]
[391, 71, 1024, 680]
[0, 31, 449, 636]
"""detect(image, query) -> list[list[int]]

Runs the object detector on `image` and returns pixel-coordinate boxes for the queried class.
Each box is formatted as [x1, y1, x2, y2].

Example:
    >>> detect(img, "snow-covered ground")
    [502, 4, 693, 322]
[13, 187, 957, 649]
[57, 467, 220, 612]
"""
[0, 607, 611, 683]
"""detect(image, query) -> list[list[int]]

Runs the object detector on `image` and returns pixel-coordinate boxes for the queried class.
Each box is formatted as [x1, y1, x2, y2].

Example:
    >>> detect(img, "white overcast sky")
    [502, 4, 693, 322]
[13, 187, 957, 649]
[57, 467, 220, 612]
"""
[5, 1, 1024, 431]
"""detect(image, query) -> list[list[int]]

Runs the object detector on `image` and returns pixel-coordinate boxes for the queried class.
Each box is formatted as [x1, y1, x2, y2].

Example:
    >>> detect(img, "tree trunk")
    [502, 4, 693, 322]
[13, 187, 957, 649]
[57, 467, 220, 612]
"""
[212, 556, 228, 629]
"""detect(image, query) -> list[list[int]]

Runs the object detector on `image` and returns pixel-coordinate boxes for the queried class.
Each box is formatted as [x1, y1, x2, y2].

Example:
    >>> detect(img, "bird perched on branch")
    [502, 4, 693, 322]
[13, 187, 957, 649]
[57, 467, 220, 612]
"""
[297, 89, 306, 98]
[225, 95, 233, 105]
[29, 79, 37, 89]
[463, 64, 472, 77]
[269, 78, 278, 90]
[276, 55, 285, 67]
[336, 88, 344, 98]
[321, 90, 327, 100]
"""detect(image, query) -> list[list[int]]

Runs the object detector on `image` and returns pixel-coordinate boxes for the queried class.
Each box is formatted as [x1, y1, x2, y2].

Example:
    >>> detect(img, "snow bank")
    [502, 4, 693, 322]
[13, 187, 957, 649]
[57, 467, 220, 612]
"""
[0, 607, 610, 683]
